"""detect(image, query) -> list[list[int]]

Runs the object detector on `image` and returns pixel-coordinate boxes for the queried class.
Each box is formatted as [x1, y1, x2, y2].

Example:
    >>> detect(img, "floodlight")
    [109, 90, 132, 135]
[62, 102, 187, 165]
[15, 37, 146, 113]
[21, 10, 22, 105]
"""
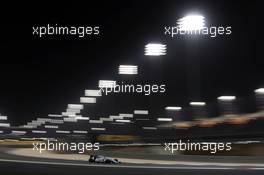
[177, 15, 205, 31]
[145, 43, 166, 56]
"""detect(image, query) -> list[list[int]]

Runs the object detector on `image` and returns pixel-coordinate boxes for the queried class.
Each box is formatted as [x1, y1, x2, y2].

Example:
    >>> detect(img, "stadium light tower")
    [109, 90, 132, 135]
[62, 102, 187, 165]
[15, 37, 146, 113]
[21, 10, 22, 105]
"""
[217, 96, 236, 101]
[190, 101, 207, 119]
[177, 15, 205, 31]
[255, 88, 264, 94]
[165, 106, 182, 121]
[144, 43, 166, 56]
[118, 65, 138, 75]
[217, 96, 237, 115]
[190, 102, 206, 106]
[165, 106, 182, 111]
[98, 80, 116, 88]
[255, 88, 264, 111]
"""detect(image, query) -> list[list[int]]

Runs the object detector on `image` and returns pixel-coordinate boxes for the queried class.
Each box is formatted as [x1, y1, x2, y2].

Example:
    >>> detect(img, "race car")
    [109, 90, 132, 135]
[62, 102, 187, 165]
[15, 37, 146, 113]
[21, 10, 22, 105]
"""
[88, 155, 121, 164]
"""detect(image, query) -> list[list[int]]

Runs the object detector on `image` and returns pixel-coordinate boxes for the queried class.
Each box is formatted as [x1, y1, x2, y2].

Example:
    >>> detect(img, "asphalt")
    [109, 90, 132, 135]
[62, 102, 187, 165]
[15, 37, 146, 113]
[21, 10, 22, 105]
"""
[0, 148, 264, 175]
[96, 150, 264, 163]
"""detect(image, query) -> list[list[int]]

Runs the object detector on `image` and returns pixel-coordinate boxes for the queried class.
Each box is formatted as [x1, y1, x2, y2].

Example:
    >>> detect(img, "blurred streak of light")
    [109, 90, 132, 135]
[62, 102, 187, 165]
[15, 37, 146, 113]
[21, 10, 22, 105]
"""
[197, 120, 220, 127]
[165, 106, 182, 111]
[0, 123, 10, 127]
[190, 102, 206, 106]
[75, 116, 89, 120]
[118, 65, 138, 75]
[225, 117, 251, 125]
[62, 112, 77, 116]
[63, 118, 77, 122]
[98, 80, 116, 88]
[119, 113, 133, 118]
[145, 43, 166, 56]
[20, 125, 36, 129]
[177, 15, 205, 31]
[37, 118, 51, 122]
[255, 88, 264, 94]
[11, 130, 26, 134]
[134, 110, 148, 115]
[68, 104, 84, 110]
[73, 130, 88, 134]
[157, 118, 173, 121]
[174, 122, 193, 129]
[142, 127, 157, 130]
[85, 89, 102, 97]
[50, 119, 64, 124]
[0, 116, 7, 120]
[66, 108, 81, 113]
[4, 139, 18, 141]
[110, 115, 124, 120]
[217, 96, 236, 101]
[56, 130, 70, 134]
[116, 119, 131, 123]
[89, 120, 103, 124]
[100, 117, 113, 121]
[20, 138, 36, 140]
[44, 125, 58, 129]
[80, 97, 96, 103]
[91, 127, 106, 131]
[32, 130, 47, 134]
[48, 114, 63, 117]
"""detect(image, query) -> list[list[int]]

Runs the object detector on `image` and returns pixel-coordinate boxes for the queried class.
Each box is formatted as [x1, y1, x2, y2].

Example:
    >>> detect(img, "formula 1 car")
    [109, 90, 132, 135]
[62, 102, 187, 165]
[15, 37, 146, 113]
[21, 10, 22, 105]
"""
[88, 155, 121, 164]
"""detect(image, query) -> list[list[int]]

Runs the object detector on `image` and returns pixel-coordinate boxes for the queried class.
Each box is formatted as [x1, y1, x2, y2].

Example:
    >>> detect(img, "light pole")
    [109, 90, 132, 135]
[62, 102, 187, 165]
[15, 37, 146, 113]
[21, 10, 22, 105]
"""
[165, 106, 182, 121]
[177, 14, 206, 103]
[217, 96, 236, 115]
[190, 101, 207, 119]
[255, 88, 264, 111]
[144, 43, 167, 121]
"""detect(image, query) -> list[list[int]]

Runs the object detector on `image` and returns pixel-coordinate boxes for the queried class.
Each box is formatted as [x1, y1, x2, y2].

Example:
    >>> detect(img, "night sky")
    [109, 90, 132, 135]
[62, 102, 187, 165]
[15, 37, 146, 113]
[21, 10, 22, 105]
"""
[1, 0, 261, 125]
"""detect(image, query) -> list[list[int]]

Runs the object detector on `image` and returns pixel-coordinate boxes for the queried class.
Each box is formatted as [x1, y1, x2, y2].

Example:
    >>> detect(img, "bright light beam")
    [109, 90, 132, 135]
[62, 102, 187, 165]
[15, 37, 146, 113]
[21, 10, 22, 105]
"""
[165, 106, 182, 111]
[118, 65, 138, 75]
[217, 96, 236, 101]
[177, 15, 205, 31]
[157, 118, 173, 122]
[190, 102, 206, 106]
[145, 43, 166, 56]
[80, 97, 96, 103]
[98, 80, 116, 88]
[255, 88, 264, 94]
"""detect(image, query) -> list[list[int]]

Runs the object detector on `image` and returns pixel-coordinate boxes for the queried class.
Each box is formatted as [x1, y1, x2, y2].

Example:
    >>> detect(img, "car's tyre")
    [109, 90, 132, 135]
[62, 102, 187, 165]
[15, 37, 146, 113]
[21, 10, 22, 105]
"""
[105, 160, 112, 164]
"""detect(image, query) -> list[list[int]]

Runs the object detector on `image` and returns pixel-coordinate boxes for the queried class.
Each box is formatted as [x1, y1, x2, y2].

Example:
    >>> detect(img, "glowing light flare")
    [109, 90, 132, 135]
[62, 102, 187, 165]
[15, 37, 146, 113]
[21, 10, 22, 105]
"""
[134, 110, 148, 115]
[145, 43, 166, 56]
[98, 80, 116, 88]
[217, 96, 236, 101]
[255, 88, 264, 94]
[190, 102, 206, 106]
[116, 119, 131, 123]
[157, 118, 173, 122]
[177, 15, 205, 31]
[68, 104, 84, 110]
[85, 89, 102, 97]
[80, 97, 96, 103]
[91, 127, 106, 131]
[118, 65, 138, 75]
[165, 106, 182, 111]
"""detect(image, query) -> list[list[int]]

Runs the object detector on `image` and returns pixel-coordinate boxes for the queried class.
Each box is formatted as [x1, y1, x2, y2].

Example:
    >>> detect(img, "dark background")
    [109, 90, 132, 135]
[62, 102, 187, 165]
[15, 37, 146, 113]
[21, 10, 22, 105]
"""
[0, 0, 261, 125]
